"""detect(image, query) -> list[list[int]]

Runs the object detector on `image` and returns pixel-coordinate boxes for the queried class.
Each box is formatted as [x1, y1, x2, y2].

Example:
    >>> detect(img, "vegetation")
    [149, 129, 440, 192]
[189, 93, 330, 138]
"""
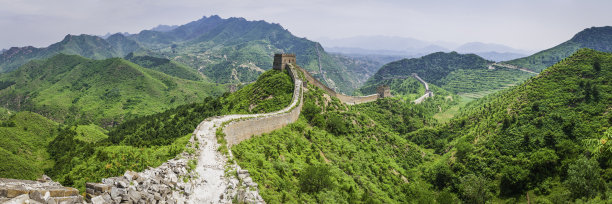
[0, 54, 225, 127]
[124, 53, 204, 81]
[0, 68, 294, 192]
[231, 84, 445, 203]
[221, 69, 294, 114]
[507, 26, 612, 72]
[230, 49, 611, 203]
[362, 52, 535, 97]
[0, 34, 141, 73]
[414, 49, 611, 202]
[0, 112, 58, 180]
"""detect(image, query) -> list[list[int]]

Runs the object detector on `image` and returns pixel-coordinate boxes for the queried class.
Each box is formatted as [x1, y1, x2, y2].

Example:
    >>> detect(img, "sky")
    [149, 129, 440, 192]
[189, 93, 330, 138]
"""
[1, 0, 611, 51]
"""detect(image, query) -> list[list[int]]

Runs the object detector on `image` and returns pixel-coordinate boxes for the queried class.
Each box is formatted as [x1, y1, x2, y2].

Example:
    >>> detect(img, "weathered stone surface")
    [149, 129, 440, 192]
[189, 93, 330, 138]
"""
[5, 194, 30, 204]
[91, 195, 106, 204]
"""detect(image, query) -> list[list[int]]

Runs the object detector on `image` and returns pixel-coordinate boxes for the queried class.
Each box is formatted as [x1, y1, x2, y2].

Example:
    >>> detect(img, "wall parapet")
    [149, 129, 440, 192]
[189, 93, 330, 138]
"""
[293, 65, 386, 105]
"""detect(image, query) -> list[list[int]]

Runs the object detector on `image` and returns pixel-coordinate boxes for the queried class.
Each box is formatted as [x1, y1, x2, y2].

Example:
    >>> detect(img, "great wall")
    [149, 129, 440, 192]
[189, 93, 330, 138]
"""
[0, 53, 433, 204]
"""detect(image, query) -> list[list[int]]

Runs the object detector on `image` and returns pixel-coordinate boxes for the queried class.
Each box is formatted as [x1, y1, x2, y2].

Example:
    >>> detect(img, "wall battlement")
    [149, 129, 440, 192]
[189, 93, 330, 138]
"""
[273, 53, 296, 71]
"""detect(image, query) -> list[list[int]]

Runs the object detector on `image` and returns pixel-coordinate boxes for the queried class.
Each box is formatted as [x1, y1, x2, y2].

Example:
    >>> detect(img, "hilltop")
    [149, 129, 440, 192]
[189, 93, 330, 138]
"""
[506, 26, 612, 72]
[0, 54, 225, 127]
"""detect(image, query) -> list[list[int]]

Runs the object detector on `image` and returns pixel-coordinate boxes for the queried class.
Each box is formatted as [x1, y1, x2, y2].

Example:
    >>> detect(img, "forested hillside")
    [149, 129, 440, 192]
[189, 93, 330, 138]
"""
[0, 34, 141, 73]
[363, 52, 535, 96]
[507, 26, 612, 72]
[0, 54, 225, 127]
[223, 48, 612, 203]
[415, 49, 611, 202]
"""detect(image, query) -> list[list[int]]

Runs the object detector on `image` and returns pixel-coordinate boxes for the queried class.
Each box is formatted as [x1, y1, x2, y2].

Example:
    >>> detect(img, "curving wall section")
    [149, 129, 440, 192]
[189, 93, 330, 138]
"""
[293, 66, 381, 105]
[223, 64, 304, 146]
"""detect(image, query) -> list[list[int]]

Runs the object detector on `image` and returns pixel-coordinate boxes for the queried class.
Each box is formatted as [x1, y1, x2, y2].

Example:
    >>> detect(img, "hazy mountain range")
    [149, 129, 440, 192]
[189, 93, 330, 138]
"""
[317, 36, 534, 61]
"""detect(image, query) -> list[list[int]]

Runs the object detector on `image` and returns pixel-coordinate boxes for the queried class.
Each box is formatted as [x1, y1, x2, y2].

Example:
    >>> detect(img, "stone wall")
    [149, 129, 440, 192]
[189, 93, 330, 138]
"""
[294, 66, 383, 105]
[224, 64, 303, 146]
[411, 73, 433, 104]
[0, 178, 83, 203]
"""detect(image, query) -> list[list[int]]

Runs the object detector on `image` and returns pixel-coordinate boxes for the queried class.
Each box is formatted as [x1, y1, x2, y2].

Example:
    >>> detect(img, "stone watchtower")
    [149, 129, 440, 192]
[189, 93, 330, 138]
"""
[377, 85, 391, 98]
[273, 53, 296, 71]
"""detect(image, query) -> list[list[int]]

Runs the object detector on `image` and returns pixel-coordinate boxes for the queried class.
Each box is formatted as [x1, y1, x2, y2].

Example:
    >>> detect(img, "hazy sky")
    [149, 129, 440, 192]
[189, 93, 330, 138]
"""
[1, 0, 611, 51]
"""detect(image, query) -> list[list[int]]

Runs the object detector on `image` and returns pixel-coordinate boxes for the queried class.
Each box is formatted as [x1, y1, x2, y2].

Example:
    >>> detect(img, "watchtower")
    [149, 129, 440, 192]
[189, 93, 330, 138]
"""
[377, 85, 391, 98]
[273, 53, 296, 71]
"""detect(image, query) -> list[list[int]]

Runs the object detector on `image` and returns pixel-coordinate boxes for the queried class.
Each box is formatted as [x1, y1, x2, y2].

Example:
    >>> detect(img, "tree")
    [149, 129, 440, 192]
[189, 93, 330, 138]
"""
[459, 174, 490, 204]
[500, 165, 529, 196]
[299, 164, 334, 193]
[564, 156, 604, 199]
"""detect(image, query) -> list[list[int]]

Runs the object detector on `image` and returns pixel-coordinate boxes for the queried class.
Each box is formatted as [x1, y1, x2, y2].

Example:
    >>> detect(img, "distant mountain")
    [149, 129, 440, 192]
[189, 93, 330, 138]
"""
[0, 49, 5, 54]
[0, 34, 142, 73]
[123, 15, 361, 93]
[325, 47, 418, 57]
[506, 26, 612, 72]
[455, 42, 530, 54]
[328, 53, 399, 90]
[100, 32, 131, 39]
[362, 52, 535, 95]
[0, 54, 225, 127]
[1, 15, 362, 93]
[318, 36, 449, 56]
[150, 24, 179, 32]
[471, 52, 528, 62]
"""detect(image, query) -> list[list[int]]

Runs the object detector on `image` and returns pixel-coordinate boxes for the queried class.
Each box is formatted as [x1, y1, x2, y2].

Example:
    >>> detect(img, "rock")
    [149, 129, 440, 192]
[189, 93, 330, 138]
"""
[111, 187, 126, 200]
[117, 180, 129, 188]
[47, 197, 57, 204]
[103, 193, 113, 203]
[30, 190, 45, 203]
[5, 194, 30, 204]
[127, 189, 141, 202]
[124, 171, 139, 181]
[91, 195, 106, 204]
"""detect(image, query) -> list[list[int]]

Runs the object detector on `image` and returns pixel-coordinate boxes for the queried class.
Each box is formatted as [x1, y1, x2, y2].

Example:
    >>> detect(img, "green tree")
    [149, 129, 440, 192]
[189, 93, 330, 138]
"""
[458, 174, 491, 204]
[299, 164, 334, 193]
[564, 156, 604, 199]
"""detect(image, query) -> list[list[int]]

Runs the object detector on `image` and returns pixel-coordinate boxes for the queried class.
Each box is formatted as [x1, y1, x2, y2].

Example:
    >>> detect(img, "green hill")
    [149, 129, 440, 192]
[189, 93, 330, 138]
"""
[0, 111, 58, 180]
[0, 54, 225, 127]
[0, 34, 142, 73]
[362, 52, 535, 96]
[124, 53, 204, 81]
[506, 26, 612, 72]
[417, 49, 611, 202]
